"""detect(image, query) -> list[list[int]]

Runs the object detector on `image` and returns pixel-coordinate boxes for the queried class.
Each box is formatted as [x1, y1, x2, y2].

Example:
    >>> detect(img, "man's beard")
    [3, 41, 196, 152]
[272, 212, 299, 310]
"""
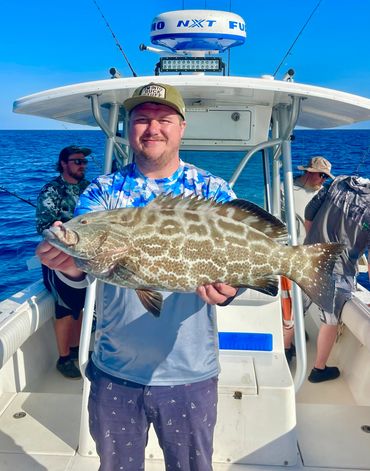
[69, 170, 85, 182]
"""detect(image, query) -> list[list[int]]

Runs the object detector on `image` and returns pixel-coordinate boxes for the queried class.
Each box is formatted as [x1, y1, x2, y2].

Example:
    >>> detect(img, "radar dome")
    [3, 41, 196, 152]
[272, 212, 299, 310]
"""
[150, 10, 246, 52]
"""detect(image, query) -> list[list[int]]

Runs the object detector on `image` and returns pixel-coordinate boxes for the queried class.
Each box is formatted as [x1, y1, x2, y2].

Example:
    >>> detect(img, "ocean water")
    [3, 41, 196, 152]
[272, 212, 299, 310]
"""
[0, 129, 369, 301]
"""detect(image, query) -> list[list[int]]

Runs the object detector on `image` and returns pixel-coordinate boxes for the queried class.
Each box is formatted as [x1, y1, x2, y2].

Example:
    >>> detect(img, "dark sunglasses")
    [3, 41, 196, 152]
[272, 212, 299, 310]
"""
[319, 173, 329, 179]
[68, 159, 88, 165]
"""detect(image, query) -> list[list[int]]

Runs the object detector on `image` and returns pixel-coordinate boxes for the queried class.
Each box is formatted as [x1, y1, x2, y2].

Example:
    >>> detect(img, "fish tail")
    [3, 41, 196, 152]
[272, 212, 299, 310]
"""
[285, 242, 345, 312]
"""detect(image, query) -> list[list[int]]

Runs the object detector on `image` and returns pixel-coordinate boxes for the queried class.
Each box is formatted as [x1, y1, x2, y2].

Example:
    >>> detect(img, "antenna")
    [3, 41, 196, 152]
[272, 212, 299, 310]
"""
[273, 0, 323, 78]
[92, 0, 137, 77]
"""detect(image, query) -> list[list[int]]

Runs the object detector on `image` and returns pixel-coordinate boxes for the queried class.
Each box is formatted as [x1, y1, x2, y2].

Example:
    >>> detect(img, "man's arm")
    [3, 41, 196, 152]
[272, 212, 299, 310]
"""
[304, 185, 328, 221]
[36, 185, 61, 234]
[303, 185, 329, 236]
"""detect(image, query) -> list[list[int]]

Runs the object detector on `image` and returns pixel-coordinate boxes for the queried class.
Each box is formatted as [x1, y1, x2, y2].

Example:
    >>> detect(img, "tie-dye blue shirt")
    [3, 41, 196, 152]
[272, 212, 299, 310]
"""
[75, 160, 236, 385]
[76, 159, 234, 211]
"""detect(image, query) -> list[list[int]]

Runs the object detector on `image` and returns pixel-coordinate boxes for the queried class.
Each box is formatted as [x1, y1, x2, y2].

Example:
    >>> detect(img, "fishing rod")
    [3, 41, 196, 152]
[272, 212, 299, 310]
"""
[354, 143, 370, 176]
[273, 0, 323, 78]
[0, 184, 36, 208]
[92, 0, 137, 77]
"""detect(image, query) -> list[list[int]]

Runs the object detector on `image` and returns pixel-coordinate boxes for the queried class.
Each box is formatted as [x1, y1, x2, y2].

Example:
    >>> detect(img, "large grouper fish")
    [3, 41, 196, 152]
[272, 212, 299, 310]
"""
[43, 195, 344, 317]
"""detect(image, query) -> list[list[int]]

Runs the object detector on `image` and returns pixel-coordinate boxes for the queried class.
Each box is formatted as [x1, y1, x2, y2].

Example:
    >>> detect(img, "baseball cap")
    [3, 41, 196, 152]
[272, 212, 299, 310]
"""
[123, 82, 186, 119]
[297, 156, 334, 179]
[59, 145, 92, 161]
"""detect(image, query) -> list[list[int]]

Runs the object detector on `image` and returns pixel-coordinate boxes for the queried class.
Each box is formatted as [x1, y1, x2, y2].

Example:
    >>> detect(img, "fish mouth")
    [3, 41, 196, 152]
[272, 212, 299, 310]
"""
[43, 225, 79, 247]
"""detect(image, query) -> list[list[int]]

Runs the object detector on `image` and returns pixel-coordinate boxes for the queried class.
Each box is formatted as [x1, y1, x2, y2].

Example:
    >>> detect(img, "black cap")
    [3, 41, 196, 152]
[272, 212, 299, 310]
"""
[59, 145, 92, 161]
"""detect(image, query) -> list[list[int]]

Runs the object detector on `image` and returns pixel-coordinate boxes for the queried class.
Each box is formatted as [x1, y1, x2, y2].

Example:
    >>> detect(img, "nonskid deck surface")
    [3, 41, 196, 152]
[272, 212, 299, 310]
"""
[0, 330, 369, 471]
[0, 453, 364, 471]
[1, 394, 369, 471]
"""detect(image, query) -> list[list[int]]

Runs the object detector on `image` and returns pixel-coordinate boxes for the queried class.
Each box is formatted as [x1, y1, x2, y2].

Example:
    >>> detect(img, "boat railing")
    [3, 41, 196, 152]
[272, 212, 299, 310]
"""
[228, 138, 283, 188]
[78, 280, 97, 455]
[89, 95, 130, 167]
[0, 281, 54, 372]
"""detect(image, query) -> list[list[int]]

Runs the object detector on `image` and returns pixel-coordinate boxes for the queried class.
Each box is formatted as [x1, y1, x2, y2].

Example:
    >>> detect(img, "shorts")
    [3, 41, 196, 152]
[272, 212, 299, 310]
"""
[303, 274, 355, 326]
[86, 360, 218, 471]
[42, 264, 86, 320]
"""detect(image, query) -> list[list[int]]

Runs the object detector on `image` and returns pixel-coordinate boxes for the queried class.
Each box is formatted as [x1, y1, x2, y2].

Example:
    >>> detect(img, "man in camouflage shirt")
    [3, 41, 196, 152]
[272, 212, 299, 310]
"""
[36, 145, 91, 379]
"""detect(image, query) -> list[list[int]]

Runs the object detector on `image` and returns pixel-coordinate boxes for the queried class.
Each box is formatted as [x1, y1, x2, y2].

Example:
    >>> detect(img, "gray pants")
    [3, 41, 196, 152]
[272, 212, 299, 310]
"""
[303, 274, 355, 325]
[86, 361, 218, 470]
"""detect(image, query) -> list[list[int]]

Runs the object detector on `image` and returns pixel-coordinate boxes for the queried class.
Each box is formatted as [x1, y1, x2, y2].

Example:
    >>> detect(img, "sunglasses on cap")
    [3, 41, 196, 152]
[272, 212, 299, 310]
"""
[68, 158, 88, 165]
[319, 173, 329, 179]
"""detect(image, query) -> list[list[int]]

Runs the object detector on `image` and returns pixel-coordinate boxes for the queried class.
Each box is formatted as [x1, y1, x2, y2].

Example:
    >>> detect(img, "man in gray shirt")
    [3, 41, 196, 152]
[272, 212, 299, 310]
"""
[304, 175, 370, 383]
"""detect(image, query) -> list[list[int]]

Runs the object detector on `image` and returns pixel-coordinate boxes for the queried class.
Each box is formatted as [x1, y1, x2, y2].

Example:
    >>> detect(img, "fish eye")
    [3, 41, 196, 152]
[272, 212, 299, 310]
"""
[80, 219, 88, 225]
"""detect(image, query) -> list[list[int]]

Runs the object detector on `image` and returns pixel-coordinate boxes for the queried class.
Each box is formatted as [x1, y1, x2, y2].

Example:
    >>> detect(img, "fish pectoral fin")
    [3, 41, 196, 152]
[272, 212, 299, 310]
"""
[136, 289, 163, 317]
[239, 276, 279, 297]
[80, 250, 130, 274]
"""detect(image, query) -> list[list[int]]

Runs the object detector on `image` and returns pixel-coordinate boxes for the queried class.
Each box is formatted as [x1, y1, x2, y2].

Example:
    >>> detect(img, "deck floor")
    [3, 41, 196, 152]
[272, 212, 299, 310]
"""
[0, 319, 369, 471]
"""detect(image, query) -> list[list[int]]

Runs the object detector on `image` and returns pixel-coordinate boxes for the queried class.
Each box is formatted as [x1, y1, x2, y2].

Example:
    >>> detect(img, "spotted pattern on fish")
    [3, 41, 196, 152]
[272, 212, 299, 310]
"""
[44, 195, 344, 314]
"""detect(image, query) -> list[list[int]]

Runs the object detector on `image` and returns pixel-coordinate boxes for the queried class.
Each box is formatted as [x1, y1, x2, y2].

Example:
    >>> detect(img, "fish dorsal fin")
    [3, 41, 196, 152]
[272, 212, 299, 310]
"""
[147, 194, 287, 241]
[147, 193, 218, 211]
[226, 199, 288, 241]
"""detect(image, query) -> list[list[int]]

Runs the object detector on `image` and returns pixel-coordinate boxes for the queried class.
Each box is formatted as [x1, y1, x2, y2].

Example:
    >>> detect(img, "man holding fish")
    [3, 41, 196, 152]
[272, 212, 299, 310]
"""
[37, 83, 343, 470]
[37, 83, 238, 470]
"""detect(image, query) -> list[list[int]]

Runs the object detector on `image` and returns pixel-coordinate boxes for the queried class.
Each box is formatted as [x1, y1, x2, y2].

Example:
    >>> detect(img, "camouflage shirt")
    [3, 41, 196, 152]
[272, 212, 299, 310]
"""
[36, 175, 90, 234]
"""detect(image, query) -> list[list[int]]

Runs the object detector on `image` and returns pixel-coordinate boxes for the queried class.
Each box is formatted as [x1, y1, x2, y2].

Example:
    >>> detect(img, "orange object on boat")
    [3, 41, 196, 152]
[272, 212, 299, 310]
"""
[281, 276, 294, 328]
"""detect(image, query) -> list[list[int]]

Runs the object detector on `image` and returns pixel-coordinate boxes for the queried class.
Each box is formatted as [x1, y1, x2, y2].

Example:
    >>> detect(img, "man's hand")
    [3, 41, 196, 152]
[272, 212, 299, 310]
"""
[196, 283, 238, 305]
[36, 222, 84, 280]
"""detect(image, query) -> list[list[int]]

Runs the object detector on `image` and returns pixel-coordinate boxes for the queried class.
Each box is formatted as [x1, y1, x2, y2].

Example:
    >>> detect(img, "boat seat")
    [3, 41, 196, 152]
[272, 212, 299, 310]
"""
[341, 296, 370, 351]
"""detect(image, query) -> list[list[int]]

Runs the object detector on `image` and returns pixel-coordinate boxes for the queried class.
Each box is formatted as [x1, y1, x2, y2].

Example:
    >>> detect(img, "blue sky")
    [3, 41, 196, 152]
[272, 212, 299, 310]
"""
[1, 0, 370, 129]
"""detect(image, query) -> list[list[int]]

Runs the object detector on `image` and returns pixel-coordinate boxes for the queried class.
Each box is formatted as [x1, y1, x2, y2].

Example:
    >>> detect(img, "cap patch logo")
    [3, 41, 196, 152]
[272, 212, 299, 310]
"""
[140, 84, 166, 98]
